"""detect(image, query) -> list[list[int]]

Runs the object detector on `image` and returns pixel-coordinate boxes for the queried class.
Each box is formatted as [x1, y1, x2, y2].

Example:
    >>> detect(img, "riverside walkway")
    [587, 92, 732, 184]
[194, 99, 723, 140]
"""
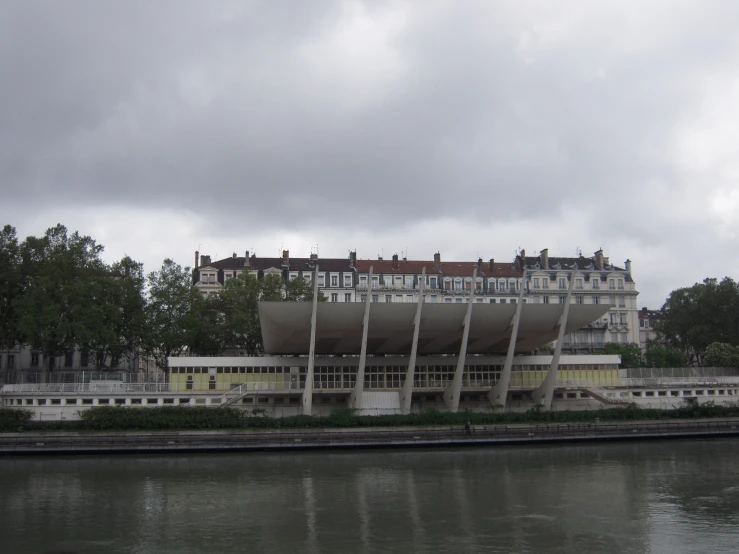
[2, 419, 739, 455]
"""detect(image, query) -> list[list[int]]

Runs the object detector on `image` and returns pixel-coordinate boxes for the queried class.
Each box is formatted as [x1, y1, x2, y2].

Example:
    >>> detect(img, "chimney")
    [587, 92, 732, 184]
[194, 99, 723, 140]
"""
[392, 254, 399, 270]
[594, 249, 604, 270]
[195, 250, 199, 269]
[434, 252, 441, 272]
[309, 253, 318, 264]
[378, 255, 383, 261]
[540, 248, 549, 269]
[625, 259, 632, 276]
[477, 258, 483, 273]
[349, 251, 357, 268]
[282, 250, 289, 268]
[200, 254, 211, 267]
[232, 252, 237, 259]
[244, 251, 250, 267]
[518, 249, 526, 270]
[488, 258, 495, 272]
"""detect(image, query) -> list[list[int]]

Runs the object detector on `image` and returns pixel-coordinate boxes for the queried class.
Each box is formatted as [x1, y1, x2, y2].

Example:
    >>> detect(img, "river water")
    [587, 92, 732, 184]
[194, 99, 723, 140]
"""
[2, 439, 739, 553]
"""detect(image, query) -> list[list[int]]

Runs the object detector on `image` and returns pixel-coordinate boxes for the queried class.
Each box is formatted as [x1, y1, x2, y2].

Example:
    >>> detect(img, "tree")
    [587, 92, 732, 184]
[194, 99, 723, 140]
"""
[214, 272, 263, 356]
[604, 343, 643, 368]
[76, 256, 147, 370]
[0, 225, 22, 355]
[704, 342, 739, 368]
[143, 259, 200, 379]
[14, 225, 107, 379]
[644, 345, 688, 368]
[658, 277, 739, 365]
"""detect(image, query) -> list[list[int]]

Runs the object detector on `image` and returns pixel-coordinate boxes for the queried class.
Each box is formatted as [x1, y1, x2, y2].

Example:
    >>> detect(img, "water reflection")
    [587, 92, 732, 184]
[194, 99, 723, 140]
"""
[2, 440, 739, 553]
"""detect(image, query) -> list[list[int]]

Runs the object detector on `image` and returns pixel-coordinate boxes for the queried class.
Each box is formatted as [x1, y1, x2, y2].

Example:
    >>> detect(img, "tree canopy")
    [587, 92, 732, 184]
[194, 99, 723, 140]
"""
[658, 277, 739, 365]
[2, 223, 322, 375]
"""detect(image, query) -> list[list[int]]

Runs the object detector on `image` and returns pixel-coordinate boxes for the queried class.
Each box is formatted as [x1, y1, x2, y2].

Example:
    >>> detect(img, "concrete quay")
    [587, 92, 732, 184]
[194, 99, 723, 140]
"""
[2, 419, 739, 455]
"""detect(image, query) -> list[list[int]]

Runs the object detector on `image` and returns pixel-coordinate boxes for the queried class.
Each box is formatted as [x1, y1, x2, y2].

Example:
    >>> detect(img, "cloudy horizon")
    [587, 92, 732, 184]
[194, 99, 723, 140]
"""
[2, 0, 738, 308]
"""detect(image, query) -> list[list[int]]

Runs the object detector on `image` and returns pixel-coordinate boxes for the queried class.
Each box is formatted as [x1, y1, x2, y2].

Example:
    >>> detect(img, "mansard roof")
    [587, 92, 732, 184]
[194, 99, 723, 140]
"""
[521, 255, 634, 283]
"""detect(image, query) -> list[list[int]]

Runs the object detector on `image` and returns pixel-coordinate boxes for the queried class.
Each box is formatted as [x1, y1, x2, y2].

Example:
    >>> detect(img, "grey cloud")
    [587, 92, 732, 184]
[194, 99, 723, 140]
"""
[2, 0, 739, 294]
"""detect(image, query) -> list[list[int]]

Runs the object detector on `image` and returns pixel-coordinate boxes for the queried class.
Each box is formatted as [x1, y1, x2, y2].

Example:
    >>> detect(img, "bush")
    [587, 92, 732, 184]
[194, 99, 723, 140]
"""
[79, 406, 247, 430]
[0, 408, 33, 431]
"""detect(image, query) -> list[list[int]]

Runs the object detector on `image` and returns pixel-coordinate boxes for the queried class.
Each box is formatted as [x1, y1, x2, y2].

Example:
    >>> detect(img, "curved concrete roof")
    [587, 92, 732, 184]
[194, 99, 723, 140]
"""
[258, 302, 609, 355]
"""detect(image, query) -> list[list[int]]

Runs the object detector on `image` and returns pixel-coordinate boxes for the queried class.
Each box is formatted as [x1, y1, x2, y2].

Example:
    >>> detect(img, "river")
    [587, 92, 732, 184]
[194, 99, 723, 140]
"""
[2, 439, 739, 553]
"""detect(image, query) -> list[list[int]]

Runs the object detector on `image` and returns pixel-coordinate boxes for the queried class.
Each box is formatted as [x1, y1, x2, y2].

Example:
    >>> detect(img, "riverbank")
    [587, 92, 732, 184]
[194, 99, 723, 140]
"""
[3, 418, 739, 455]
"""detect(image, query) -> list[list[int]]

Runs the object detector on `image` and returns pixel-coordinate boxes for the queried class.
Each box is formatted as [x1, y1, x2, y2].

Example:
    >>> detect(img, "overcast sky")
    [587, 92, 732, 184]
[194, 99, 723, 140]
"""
[2, 0, 738, 308]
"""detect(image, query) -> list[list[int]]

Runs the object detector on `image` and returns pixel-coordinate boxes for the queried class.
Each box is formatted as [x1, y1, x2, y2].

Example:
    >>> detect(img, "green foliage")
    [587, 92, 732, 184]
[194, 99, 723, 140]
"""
[0, 225, 22, 352]
[644, 345, 688, 368]
[79, 406, 247, 430]
[0, 408, 33, 431]
[659, 277, 739, 365]
[704, 343, 739, 368]
[328, 408, 357, 427]
[604, 342, 643, 368]
[144, 258, 201, 372]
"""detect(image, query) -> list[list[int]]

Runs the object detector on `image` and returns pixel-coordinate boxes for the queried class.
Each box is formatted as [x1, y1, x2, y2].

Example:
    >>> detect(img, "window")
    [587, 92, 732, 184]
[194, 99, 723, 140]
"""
[406, 295, 414, 303]
[559, 296, 566, 304]
[383, 276, 392, 287]
[331, 275, 338, 287]
[456, 298, 463, 303]
[344, 293, 351, 302]
[31, 352, 39, 367]
[444, 297, 452, 303]
[593, 296, 600, 305]
[510, 299, 517, 304]
[429, 277, 437, 288]
[395, 294, 402, 303]
[620, 313, 627, 325]
[317, 274, 325, 287]
[499, 280, 507, 291]
[618, 296, 625, 307]
[576, 296, 584, 304]
[361, 294, 367, 303]
[405, 276, 413, 288]
[344, 275, 352, 287]
[533, 278, 540, 289]
[576, 278, 583, 289]
[209, 376, 216, 391]
[454, 279, 462, 291]
[559, 278, 566, 289]
[385, 295, 392, 302]
[371, 276, 379, 288]
[500, 299, 507, 304]
[592, 278, 600, 289]
[618, 279, 624, 290]
[331, 293, 338, 302]
[64, 352, 74, 368]
[542, 278, 549, 289]
[371, 294, 378, 303]
[289, 272, 299, 281]
[8, 355, 14, 370]
[543, 296, 549, 304]
[609, 279, 615, 290]
[489, 298, 496, 303]
[360, 275, 368, 285]
[511, 280, 518, 291]
[430, 295, 438, 303]
[186, 376, 193, 391]
[621, 333, 628, 344]
[304, 274, 312, 283]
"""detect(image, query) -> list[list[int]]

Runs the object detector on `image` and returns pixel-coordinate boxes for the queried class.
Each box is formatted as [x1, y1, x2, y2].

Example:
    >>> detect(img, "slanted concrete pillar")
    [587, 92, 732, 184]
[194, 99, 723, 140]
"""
[349, 267, 373, 410]
[531, 268, 576, 409]
[444, 268, 477, 412]
[400, 267, 425, 414]
[302, 263, 320, 415]
[489, 269, 527, 409]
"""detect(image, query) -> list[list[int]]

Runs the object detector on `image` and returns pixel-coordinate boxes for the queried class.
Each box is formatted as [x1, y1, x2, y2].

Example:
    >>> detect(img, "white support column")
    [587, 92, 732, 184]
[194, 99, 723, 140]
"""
[400, 267, 425, 414]
[531, 268, 576, 409]
[349, 266, 373, 410]
[443, 268, 477, 412]
[489, 269, 527, 409]
[301, 263, 320, 416]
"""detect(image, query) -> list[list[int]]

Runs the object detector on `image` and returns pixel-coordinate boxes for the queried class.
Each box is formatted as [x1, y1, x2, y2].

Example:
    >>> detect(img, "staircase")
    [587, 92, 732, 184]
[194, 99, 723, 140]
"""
[582, 386, 632, 406]
[218, 383, 261, 407]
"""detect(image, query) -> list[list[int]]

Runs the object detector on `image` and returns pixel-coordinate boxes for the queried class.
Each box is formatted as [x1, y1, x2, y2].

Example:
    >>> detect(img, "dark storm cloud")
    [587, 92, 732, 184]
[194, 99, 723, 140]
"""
[2, 0, 739, 244]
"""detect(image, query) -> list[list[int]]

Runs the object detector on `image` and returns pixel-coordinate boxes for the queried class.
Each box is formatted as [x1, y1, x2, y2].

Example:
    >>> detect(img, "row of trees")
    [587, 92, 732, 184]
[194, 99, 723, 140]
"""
[0, 224, 316, 377]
